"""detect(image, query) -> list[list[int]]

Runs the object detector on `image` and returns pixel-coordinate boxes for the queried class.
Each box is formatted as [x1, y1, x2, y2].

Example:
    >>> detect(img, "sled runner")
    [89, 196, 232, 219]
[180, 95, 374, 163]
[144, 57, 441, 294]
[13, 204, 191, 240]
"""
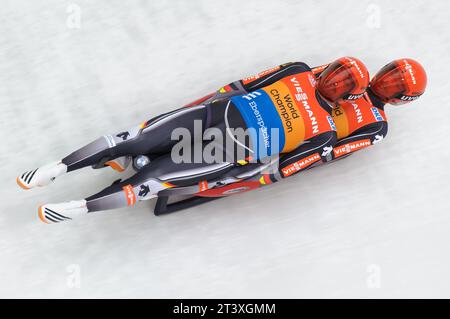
[154, 180, 263, 215]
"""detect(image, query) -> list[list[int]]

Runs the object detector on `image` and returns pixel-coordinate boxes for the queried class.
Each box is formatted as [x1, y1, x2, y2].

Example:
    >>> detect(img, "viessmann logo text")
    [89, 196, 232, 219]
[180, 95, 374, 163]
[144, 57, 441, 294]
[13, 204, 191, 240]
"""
[333, 139, 371, 157]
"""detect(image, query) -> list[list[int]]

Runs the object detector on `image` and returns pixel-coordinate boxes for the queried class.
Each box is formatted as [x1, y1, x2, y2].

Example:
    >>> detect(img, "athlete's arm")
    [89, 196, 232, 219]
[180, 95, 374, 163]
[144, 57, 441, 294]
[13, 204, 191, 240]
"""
[257, 131, 337, 186]
[261, 120, 387, 182]
[331, 121, 388, 160]
[236, 62, 312, 91]
[278, 131, 337, 178]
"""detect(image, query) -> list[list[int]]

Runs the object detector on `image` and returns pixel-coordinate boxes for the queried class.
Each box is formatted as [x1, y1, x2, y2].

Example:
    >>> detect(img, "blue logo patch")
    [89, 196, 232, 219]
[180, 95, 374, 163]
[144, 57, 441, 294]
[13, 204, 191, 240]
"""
[327, 116, 336, 131]
[371, 107, 384, 122]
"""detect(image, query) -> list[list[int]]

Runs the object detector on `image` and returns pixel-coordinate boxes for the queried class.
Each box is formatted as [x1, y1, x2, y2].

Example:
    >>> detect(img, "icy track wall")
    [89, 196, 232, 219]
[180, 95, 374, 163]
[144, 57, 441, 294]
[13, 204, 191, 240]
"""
[0, 0, 450, 298]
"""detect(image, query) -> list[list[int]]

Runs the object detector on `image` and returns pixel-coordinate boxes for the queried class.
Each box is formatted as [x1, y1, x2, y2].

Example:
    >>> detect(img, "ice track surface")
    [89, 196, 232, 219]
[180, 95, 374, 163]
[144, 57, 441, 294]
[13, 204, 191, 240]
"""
[1, 0, 450, 298]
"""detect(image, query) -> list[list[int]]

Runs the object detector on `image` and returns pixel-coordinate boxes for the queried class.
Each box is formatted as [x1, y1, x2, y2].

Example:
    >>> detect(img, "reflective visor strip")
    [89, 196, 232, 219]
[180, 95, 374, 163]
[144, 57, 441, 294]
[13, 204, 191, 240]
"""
[341, 64, 358, 97]
[321, 63, 357, 100]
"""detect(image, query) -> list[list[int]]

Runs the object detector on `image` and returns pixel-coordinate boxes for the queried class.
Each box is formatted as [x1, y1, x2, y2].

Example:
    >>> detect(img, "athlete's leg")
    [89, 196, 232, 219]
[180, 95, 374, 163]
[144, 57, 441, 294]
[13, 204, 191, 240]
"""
[37, 149, 238, 223]
[64, 105, 209, 171]
[17, 105, 209, 189]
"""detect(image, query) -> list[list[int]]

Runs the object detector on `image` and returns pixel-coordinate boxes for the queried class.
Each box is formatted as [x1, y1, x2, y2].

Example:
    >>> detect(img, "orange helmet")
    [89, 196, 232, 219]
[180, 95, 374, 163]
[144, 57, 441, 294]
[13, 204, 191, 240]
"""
[370, 58, 427, 105]
[317, 56, 369, 104]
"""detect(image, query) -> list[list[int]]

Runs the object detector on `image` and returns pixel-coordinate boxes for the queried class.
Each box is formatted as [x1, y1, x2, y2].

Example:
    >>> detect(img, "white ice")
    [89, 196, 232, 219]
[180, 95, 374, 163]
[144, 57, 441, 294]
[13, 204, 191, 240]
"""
[1, 0, 449, 298]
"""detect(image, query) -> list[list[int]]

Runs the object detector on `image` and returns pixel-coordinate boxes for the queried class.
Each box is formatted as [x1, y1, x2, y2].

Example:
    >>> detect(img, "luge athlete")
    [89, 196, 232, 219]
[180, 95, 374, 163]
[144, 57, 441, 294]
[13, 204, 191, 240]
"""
[17, 57, 370, 223]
